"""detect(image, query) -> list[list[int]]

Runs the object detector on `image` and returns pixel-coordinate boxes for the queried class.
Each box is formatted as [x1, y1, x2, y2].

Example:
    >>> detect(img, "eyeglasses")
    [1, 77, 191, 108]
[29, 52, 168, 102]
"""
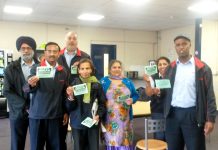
[45, 50, 59, 54]
[19, 47, 32, 51]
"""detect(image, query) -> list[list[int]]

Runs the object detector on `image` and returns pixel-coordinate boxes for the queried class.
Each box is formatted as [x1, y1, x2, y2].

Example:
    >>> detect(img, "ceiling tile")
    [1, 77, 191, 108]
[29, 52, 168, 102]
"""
[1, 0, 218, 31]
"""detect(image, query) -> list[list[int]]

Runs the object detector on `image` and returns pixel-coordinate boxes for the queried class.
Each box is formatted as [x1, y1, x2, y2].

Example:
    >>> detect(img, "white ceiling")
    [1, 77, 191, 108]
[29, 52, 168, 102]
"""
[1, 0, 218, 31]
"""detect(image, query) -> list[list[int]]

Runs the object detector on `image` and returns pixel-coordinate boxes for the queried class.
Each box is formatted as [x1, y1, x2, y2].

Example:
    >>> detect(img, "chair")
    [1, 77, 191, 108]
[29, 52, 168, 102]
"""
[135, 118, 167, 150]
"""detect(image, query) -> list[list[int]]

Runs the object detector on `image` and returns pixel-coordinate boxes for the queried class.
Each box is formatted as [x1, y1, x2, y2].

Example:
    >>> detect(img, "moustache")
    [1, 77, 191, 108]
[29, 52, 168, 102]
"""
[21, 53, 34, 62]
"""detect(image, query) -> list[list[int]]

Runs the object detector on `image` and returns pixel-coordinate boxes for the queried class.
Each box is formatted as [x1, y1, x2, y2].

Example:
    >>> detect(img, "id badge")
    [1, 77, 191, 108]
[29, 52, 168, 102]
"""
[36, 66, 53, 78]
[117, 94, 130, 102]
[73, 83, 88, 96]
[71, 66, 77, 74]
[144, 65, 157, 76]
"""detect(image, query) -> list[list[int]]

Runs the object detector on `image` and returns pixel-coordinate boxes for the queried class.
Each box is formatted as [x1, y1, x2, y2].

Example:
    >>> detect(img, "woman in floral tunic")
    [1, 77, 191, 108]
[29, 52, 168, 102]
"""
[100, 60, 139, 150]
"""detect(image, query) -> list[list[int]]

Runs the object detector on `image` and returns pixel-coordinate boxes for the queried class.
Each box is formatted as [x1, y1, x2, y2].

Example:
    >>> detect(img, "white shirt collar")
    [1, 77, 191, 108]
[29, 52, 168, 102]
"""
[64, 48, 77, 56]
[176, 56, 194, 65]
[158, 72, 162, 78]
[21, 59, 35, 66]
[45, 60, 58, 68]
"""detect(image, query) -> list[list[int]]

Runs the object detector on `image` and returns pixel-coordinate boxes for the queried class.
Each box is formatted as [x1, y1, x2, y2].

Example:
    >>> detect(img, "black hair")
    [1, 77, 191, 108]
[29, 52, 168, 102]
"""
[77, 58, 95, 76]
[108, 60, 122, 75]
[45, 42, 61, 51]
[156, 56, 170, 65]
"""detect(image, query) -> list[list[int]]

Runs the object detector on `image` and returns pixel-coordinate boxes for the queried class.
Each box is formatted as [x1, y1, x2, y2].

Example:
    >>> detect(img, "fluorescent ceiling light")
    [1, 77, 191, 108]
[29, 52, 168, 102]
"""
[116, 0, 150, 6]
[78, 13, 104, 21]
[3, 5, 33, 15]
[188, 1, 218, 14]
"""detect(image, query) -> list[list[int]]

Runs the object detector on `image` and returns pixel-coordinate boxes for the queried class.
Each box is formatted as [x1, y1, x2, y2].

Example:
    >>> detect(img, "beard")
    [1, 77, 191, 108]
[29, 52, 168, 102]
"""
[66, 45, 77, 52]
[21, 51, 34, 62]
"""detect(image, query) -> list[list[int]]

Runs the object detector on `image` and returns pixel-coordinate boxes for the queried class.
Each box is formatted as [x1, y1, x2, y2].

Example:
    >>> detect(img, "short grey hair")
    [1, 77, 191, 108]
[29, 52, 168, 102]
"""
[65, 31, 78, 41]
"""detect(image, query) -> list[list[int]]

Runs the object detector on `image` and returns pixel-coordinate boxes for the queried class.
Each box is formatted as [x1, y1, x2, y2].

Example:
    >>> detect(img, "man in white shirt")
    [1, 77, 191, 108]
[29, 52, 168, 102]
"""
[164, 35, 217, 150]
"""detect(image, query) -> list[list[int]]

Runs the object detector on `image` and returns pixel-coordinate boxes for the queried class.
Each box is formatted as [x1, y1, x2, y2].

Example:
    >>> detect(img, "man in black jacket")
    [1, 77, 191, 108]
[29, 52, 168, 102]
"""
[58, 31, 90, 83]
[164, 35, 217, 150]
[3, 36, 38, 150]
[28, 42, 68, 150]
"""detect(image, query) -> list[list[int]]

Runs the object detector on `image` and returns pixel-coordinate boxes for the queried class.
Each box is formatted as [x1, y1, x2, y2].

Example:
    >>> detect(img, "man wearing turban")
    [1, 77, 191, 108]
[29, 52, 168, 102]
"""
[3, 36, 39, 150]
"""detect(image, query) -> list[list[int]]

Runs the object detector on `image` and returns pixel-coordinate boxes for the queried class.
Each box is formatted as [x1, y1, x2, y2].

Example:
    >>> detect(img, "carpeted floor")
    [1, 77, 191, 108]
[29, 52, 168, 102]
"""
[0, 116, 218, 150]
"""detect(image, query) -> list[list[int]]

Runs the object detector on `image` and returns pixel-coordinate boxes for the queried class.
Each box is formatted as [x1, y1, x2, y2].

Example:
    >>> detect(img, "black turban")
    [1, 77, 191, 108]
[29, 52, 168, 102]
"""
[16, 36, 36, 51]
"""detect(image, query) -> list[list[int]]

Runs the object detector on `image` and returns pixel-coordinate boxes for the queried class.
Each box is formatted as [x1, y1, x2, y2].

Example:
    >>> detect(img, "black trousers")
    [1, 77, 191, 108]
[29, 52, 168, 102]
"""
[44, 116, 68, 150]
[72, 127, 99, 150]
[166, 107, 205, 150]
[59, 121, 68, 150]
[29, 118, 62, 150]
[10, 117, 29, 150]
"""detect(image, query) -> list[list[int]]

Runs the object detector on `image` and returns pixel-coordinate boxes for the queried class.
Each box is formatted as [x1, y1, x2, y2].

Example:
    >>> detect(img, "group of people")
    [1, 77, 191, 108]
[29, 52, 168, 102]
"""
[3, 32, 217, 150]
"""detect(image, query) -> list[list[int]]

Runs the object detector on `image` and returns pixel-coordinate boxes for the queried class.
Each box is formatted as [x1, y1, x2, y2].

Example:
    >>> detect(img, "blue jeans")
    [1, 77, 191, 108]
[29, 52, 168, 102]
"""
[151, 113, 165, 141]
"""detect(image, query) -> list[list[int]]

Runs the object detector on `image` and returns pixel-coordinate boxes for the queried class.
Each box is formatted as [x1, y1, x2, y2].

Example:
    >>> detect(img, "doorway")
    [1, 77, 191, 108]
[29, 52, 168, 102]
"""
[91, 44, 116, 79]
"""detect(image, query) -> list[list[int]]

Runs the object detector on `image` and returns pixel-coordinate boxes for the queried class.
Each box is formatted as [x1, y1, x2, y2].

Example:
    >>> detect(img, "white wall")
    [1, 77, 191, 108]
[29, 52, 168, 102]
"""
[158, 25, 195, 61]
[201, 20, 218, 74]
[0, 21, 157, 76]
[201, 20, 218, 107]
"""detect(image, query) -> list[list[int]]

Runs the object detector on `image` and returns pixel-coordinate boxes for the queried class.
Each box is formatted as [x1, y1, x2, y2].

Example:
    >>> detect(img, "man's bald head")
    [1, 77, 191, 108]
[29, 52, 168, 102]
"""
[65, 31, 78, 52]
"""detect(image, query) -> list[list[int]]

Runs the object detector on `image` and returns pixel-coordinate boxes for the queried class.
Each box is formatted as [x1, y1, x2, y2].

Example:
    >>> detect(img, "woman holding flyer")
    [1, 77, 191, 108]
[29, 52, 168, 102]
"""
[100, 60, 139, 150]
[143, 56, 170, 141]
[66, 58, 106, 150]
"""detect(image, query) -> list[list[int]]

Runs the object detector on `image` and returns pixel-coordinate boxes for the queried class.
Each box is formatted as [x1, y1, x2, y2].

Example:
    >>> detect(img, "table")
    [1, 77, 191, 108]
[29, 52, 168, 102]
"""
[133, 101, 151, 117]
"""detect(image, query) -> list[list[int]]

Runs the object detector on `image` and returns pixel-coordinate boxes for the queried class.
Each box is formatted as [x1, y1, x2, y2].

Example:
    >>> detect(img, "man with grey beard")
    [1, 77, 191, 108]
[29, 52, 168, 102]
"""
[3, 36, 38, 150]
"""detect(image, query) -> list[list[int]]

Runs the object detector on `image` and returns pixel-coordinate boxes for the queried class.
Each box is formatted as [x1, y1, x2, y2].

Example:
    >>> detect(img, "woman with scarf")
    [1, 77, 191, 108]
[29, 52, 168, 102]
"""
[100, 60, 139, 150]
[66, 58, 106, 150]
